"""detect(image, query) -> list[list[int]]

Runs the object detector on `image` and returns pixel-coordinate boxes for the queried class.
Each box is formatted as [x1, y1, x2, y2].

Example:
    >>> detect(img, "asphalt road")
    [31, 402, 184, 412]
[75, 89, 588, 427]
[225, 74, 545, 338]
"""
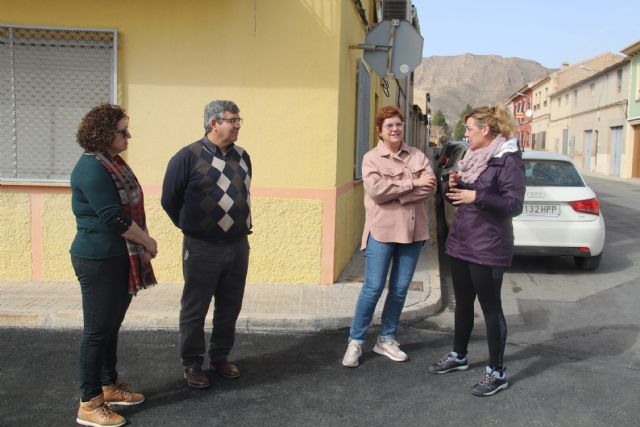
[1, 176, 638, 426]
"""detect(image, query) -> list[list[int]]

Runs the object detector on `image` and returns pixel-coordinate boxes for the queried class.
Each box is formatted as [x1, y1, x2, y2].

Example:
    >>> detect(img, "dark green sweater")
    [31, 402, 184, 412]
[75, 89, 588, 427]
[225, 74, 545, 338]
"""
[69, 153, 132, 259]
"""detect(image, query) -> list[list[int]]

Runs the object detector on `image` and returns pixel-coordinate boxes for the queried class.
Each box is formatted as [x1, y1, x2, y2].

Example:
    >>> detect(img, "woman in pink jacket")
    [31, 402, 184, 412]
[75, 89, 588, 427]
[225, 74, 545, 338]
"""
[342, 106, 437, 368]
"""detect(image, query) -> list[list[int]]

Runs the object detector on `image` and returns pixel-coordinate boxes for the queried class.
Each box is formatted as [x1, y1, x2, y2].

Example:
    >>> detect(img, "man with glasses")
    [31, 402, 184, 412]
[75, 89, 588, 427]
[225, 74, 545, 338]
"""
[161, 100, 251, 389]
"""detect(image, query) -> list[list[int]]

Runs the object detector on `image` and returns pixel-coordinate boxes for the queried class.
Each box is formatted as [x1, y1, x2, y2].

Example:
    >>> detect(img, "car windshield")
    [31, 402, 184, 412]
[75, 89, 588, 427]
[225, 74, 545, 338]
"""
[524, 160, 584, 187]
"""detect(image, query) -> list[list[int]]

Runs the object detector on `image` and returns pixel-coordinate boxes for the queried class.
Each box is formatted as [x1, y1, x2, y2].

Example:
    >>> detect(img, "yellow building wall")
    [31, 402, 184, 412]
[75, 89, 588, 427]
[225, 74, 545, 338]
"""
[143, 196, 184, 283]
[334, 185, 365, 276]
[2, 0, 347, 185]
[42, 195, 75, 279]
[29, 194, 325, 283]
[1, 0, 381, 283]
[248, 198, 323, 283]
[0, 193, 31, 279]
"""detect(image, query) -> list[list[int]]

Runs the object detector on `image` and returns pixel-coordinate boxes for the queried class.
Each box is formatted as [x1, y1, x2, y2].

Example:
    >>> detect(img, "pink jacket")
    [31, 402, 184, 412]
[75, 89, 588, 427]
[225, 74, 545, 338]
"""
[361, 141, 435, 249]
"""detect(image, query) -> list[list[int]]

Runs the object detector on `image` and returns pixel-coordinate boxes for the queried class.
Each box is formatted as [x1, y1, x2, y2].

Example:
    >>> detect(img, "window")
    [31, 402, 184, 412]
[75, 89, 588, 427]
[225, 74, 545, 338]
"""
[524, 160, 584, 187]
[573, 89, 578, 108]
[636, 63, 640, 100]
[0, 25, 116, 182]
[616, 68, 623, 93]
[590, 82, 596, 97]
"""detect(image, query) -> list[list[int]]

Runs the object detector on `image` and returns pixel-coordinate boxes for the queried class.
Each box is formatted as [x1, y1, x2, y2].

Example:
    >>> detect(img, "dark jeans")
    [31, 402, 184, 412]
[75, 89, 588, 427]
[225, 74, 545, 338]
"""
[451, 256, 507, 370]
[72, 255, 132, 401]
[179, 235, 249, 368]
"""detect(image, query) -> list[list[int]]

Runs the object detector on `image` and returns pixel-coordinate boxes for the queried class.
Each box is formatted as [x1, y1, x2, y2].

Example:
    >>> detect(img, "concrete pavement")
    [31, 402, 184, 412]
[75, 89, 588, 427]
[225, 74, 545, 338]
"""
[0, 202, 442, 332]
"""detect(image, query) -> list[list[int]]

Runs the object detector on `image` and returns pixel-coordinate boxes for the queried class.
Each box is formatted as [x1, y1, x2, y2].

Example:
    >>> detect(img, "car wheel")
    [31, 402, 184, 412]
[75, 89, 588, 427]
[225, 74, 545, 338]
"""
[574, 253, 602, 271]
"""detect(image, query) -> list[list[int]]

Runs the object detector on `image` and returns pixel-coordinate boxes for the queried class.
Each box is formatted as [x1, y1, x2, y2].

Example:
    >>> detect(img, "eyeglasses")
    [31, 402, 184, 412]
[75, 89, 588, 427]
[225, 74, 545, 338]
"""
[383, 123, 404, 130]
[115, 129, 129, 137]
[219, 117, 243, 126]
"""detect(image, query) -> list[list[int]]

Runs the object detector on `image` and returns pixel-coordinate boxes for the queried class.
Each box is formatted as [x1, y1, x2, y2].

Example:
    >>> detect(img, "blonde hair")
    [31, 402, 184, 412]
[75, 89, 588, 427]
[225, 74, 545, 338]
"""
[464, 103, 514, 138]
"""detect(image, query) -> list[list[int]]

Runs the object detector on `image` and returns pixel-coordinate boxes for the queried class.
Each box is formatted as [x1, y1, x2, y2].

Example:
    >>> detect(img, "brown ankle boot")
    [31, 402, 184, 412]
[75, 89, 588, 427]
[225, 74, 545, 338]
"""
[103, 380, 145, 406]
[76, 394, 126, 427]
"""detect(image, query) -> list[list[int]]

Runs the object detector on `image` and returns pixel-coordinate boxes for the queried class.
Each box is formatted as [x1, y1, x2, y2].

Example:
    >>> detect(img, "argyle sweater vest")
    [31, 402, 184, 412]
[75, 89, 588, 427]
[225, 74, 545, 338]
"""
[161, 138, 252, 242]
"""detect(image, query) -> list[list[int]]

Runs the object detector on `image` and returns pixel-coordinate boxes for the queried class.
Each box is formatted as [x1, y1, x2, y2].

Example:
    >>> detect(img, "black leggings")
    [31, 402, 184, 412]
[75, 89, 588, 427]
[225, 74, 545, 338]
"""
[451, 257, 507, 370]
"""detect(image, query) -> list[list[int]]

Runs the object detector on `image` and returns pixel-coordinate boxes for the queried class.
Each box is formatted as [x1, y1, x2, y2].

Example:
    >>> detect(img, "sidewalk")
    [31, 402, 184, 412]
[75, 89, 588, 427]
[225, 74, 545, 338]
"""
[580, 169, 640, 186]
[0, 206, 442, 332]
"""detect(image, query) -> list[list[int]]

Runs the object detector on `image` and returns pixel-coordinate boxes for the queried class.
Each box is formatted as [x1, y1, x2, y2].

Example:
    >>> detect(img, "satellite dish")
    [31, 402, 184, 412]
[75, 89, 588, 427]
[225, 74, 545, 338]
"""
[525, 109, 533, 118]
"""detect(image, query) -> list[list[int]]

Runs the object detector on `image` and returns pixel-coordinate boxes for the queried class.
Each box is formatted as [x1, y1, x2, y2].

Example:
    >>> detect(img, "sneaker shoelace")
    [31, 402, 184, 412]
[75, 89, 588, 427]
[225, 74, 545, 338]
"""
[437, 353, 455, 366]
[96, 403, 116, 419]
[479, 372, 495, 386]
[346, 344, 360, 357]
[379, 340, 400, 350]
[114, 382, 132, 399]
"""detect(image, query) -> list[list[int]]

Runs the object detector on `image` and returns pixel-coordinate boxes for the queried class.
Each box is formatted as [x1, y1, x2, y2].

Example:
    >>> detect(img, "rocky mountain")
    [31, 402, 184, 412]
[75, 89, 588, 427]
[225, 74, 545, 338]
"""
[412, 54, 550, 126]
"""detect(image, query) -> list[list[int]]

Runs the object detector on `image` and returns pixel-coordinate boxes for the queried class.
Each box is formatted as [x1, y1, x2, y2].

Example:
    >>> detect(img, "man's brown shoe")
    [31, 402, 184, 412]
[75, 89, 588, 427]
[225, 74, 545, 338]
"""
[76, 394, 126, 427]
[184, 367, 210, 389]
[103, 381, 145, 406]
[211, 360, 240, 379]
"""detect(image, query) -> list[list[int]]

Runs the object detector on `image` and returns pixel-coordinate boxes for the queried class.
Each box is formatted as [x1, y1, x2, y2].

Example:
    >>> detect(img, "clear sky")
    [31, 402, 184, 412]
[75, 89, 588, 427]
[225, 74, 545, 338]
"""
[411, 0, 639, 68]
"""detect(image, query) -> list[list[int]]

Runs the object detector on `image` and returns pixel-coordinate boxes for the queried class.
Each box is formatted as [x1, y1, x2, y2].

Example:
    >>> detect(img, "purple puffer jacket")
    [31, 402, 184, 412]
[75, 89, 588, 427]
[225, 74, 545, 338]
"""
[445, 150, 525, 267]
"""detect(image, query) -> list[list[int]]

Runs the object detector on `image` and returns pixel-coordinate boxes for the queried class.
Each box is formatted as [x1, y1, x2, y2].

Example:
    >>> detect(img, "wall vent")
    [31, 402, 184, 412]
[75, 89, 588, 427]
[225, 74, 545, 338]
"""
[381, 0, 410, 21]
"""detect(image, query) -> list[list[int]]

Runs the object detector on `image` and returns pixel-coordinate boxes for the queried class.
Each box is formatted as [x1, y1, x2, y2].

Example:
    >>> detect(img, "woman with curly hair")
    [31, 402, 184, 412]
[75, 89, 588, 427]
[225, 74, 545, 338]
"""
[71, 104, 158, 427]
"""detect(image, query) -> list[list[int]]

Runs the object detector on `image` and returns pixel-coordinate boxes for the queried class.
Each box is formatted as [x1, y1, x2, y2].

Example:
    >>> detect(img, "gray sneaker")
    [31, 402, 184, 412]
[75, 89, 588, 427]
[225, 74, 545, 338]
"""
[342, 341, 362, 367]
[428, 352, 469, 374]
[373, 339, 408, 362]
[471, 367, 508, 397]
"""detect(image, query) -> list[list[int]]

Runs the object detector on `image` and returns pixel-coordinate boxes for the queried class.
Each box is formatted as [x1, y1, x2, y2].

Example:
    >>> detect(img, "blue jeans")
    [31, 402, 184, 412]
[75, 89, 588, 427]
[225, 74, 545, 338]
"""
[72, 255, 132, 401]
[349, 235, 423, 343]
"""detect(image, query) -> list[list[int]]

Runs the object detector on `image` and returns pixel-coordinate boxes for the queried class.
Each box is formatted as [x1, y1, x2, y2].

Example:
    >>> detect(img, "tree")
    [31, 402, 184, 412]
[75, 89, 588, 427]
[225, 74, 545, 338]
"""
[452, 104, 474, 140]
[461, 104, 473, 118]
[432, 109, 448, 131]
[431, 109, 450, 143]
[453, 119, 465, 140]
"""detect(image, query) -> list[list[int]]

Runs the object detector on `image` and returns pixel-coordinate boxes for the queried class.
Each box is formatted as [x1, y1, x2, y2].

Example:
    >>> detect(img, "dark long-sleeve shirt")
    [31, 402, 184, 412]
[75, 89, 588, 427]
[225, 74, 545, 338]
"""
[70, 153, 131, 259]
[161, 136, 252, 242]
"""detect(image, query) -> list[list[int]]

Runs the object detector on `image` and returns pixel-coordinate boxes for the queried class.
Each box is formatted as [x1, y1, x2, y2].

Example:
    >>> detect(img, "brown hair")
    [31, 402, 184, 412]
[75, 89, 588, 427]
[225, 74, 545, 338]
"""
[464, 103, 514, 138]
[76, 103, 128, 153]
[375, 106, 404, 134]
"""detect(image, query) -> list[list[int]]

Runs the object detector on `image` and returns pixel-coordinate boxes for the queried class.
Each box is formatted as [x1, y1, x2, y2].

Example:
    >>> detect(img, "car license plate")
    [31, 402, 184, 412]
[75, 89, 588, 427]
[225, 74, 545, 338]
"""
[522, 203, 560, 217]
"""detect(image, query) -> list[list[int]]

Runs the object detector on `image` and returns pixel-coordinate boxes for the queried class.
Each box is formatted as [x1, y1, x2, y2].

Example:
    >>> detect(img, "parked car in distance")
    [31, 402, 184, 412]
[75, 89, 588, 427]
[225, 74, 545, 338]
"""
[441, 150, 605, 271]
[513, 151, 605, 270]
[435, 140, 468, 195]
[439, 142, 468, 227]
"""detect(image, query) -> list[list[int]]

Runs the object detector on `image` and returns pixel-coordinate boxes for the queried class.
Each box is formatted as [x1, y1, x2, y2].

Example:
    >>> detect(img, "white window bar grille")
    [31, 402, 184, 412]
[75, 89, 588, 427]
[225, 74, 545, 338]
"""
[0, 25, 116, 182]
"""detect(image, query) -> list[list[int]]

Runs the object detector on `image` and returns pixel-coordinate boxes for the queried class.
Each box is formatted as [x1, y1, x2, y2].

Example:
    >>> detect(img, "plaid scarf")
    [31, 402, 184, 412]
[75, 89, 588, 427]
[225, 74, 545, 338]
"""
[458, 135, 506, 184]
[94, 152, 157, 295]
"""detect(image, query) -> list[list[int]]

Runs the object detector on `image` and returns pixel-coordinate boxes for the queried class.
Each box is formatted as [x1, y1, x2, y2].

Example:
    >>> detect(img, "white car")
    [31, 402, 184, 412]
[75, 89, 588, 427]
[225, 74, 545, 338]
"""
[513, 151, 605, 270]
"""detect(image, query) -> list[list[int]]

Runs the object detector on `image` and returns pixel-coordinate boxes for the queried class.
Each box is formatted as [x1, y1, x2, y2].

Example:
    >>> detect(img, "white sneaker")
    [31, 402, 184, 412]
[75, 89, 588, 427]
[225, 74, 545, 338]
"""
[373, 339, 408, 362]
[342, 341, 362, 367]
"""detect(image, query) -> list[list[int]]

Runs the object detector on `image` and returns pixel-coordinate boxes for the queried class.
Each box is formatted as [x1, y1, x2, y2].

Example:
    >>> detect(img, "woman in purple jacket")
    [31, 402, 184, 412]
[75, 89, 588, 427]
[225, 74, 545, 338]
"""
[428, 104, 525, 397]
